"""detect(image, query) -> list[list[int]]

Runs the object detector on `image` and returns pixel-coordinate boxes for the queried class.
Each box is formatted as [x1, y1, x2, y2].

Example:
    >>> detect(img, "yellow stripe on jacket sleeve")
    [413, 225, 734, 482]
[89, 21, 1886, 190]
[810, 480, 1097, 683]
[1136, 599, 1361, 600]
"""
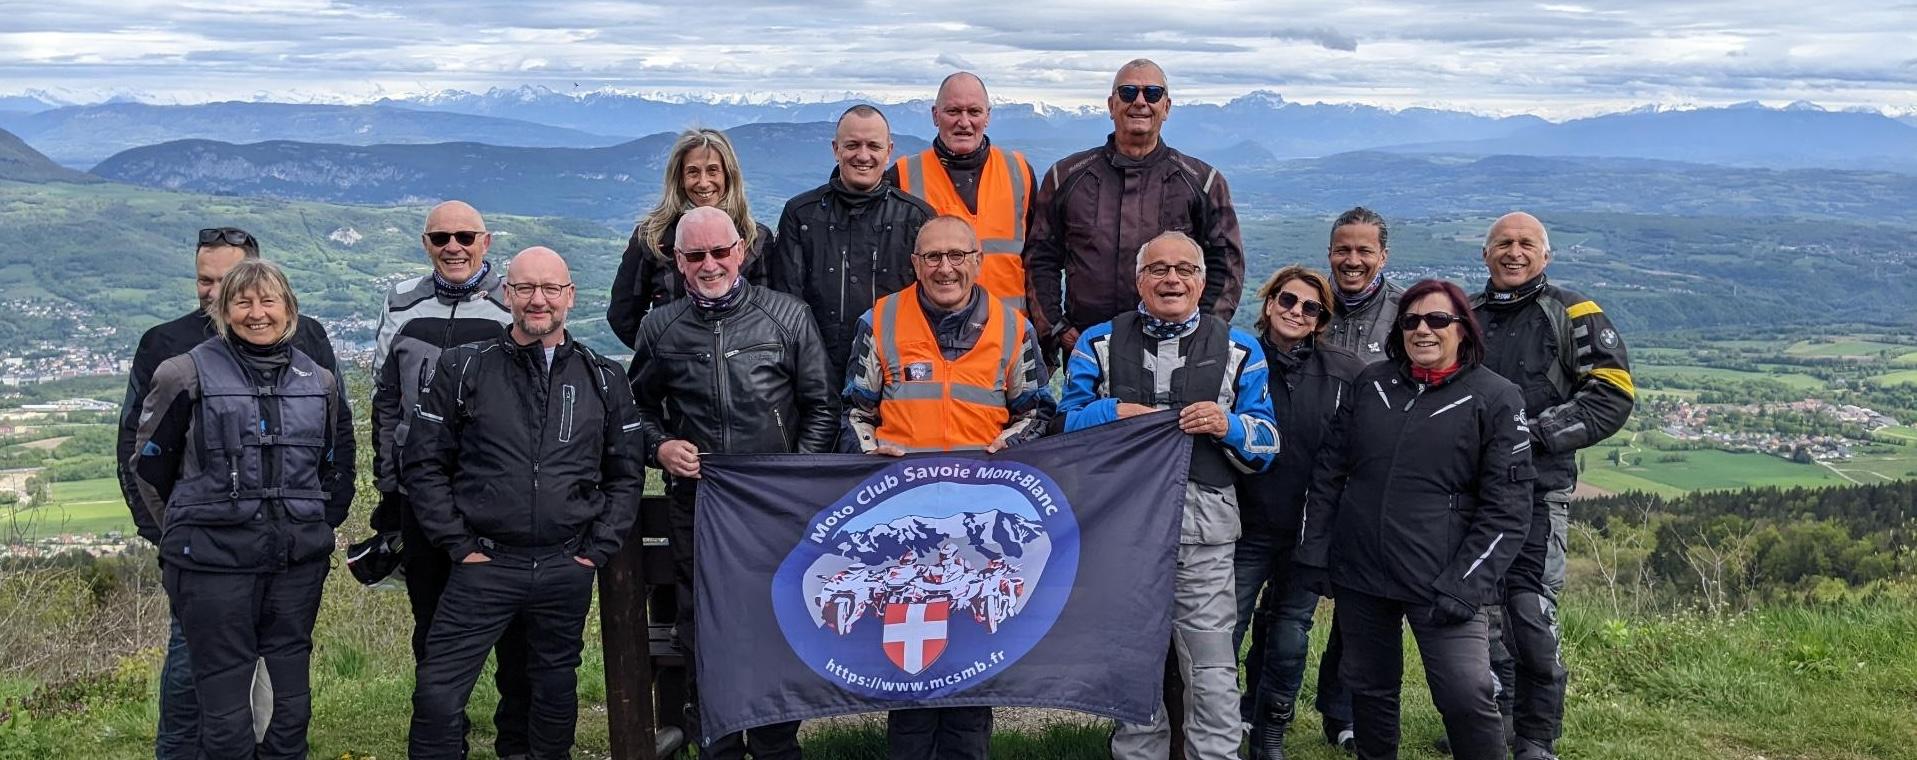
[1566, 300, 1603, 319]
[1591, 367, 1635, 398]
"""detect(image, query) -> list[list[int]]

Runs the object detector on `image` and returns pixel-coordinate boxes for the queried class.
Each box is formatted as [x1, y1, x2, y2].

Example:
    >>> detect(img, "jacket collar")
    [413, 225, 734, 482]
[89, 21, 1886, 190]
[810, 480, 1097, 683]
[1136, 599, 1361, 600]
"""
[1396, 359, 1475, 390]
[933, 135, 992, 170]
[1101, 133, 1169, 168]
[1481, 273, 1549, 310]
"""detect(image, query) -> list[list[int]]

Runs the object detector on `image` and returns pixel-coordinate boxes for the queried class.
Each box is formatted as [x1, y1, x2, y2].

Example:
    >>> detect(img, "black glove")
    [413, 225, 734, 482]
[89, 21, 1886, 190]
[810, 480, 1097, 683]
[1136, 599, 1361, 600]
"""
[369, 490, 405, 533]
[1291, 564, 1331, 599]
[1425, 592, 1479, 627]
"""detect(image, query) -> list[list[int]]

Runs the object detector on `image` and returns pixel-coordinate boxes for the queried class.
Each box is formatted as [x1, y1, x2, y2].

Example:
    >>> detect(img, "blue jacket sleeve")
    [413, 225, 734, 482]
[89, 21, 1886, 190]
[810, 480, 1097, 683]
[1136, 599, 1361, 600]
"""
[1218, 330, 1279, 473]
[1056, 325, 1118, 432]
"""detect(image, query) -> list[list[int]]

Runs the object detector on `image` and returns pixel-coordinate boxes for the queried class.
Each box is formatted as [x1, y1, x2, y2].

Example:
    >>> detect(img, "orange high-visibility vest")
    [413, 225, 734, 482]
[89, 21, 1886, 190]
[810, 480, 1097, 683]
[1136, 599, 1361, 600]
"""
[895, 146, 1033, 314]
[870, 284, 1023, 452]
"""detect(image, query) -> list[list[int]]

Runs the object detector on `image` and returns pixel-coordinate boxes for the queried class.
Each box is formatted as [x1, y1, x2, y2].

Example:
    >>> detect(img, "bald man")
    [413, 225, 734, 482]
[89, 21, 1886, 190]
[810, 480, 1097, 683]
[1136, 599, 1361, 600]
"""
[404, 247, 645, 759]
[364, 201, 530, 756]
[886, 72, 1039, 314]
[1469, 212, 1634, 760]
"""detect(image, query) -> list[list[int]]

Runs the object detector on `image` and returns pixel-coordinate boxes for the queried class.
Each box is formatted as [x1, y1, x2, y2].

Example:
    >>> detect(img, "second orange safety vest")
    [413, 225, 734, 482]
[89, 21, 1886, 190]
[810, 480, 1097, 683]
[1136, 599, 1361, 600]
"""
[895, 146, 1033, 314]
[870, 284, 1022, 452]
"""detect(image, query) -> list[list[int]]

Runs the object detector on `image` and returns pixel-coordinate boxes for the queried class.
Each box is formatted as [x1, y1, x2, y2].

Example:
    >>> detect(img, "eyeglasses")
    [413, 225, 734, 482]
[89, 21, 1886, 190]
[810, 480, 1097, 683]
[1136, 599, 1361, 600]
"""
[913, 249, 979, 268]
[1399, 312, 1461, 331]
[1274, 291, 1327, 320]
[1114, 85, 1167, 104]
[504, 282, 573, 299]
[424, 230, 486, 247]
[199, 228, 255, 248]
[1141, 262, 1202, 279]
[678, 241, 739, 263]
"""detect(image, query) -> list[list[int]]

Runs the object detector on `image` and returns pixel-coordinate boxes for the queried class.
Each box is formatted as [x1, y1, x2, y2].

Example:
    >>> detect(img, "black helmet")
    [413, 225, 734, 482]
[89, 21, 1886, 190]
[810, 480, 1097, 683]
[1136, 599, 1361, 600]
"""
[346, 531, 405, 586]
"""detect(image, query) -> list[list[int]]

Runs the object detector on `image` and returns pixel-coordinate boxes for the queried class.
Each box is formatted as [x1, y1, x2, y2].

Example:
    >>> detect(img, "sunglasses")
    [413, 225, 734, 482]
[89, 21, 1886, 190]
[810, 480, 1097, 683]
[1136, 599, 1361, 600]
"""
[423, 230, 486, 247]
[199, 228, 255, 247]
[1274, 291, 1327, 320]
[1399, 312, 1462, 331]
[678, 241, 738, 263]
[1114, 84, 1167, 104]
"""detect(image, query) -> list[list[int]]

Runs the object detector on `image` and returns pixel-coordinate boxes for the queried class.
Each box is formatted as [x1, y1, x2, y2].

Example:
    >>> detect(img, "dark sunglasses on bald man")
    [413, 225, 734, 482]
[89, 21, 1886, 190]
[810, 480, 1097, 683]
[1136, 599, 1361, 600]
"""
[678, 240, 739, 263]
[1399, 312, 1461, 331]
[1114, 84, 1167, 104]
[424, 230, 486, 247]
[1275, 291, 1327, 320]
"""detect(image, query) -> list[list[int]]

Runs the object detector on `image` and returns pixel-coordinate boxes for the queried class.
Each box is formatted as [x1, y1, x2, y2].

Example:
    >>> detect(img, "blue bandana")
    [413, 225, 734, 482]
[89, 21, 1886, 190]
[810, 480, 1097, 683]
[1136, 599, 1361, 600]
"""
[1137, 303, 1200, 341]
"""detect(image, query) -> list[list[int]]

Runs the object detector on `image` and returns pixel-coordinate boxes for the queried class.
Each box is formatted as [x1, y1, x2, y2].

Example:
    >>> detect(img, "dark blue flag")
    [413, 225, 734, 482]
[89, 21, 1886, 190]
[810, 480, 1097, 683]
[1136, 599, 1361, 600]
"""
[693, 412, 1192, 741]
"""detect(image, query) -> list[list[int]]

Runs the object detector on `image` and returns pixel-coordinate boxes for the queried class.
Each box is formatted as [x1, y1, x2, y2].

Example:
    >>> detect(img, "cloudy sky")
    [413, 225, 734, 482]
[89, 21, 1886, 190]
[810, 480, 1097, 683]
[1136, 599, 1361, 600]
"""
[3, 1, 1915, 117]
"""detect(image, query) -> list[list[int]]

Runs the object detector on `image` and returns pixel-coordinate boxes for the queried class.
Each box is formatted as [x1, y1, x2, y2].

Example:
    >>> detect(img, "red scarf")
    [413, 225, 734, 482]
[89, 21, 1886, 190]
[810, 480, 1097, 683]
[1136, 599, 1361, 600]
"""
[1411, 362, 1461, 385]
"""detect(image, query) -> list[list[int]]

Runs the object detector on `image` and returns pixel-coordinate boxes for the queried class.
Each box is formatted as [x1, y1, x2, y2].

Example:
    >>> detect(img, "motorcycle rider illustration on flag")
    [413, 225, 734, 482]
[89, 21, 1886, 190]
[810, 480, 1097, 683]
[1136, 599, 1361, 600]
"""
[812, 539, 1029, 641]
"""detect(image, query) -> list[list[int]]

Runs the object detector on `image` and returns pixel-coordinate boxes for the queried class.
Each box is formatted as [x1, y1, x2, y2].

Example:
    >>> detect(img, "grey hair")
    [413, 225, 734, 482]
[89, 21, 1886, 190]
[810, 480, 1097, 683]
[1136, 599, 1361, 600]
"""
[210, 258, 300, 346]
[1484, 212, 1552, 254]
[1135, 230, 1205, 274]
[1114, 58, 1167, 89]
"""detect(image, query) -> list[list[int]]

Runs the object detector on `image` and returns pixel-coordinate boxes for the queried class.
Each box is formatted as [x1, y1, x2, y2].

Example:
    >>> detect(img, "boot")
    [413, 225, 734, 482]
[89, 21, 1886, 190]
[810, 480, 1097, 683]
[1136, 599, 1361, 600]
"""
[1323, 717, 1355, 753]
[1252, 701, 1294, 760]
[1514, 736, 1560, 760]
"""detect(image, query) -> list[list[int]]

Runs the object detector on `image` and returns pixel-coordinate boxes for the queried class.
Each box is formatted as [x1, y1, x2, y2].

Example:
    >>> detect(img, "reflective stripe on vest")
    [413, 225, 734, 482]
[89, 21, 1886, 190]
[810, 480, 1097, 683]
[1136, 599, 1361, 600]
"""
[871, 285, 1020, 452]
[895, 147, 1032, 313]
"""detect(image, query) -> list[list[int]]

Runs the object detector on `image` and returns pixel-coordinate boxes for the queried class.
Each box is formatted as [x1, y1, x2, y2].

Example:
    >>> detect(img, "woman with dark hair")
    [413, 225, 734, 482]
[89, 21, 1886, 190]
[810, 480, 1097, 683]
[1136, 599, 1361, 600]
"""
[607, 127, 773, 348]
[1234, 266, 1365, 757]
[1294, 278, 1534, 760]
[130, 259, 356, 758]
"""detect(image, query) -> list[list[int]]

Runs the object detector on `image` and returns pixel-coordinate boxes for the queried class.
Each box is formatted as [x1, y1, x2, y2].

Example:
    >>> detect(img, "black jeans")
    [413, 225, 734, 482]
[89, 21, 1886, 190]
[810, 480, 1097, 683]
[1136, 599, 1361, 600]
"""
[409, 546, 597, 760]
[403, 496, 533, 756]
[1335, 586, 1504, 760]
[887, 707, 992, 760]
[163, 559, 328, 760]
[668, 487, 803, 759]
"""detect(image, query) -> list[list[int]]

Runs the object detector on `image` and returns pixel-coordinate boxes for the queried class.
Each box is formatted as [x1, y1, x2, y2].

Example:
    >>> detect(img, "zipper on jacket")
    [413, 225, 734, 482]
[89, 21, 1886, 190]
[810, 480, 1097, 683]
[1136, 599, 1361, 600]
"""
[838, 246, 849, 324]
[441, 298, 460, 348]
[773, 407, 788, 448]
[713, 318, 730, 452]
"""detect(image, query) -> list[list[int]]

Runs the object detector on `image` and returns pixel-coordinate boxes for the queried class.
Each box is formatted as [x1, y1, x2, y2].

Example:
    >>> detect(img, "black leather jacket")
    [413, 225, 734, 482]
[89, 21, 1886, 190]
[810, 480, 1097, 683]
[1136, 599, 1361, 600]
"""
[629, 285, 840, 470]
[767, 174, 935, 381]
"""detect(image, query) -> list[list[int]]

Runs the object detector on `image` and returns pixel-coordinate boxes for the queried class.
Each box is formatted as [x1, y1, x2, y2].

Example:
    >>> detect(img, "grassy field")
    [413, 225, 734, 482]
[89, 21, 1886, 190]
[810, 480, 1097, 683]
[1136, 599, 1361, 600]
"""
[1635, 363, 1828, 392]
[1783, 338, 1911, 358]
[1579, 443, 1851, 496]
[1, 478, 137, 538]
[1868, 369, 1917, 387]
[4, 564, 1917, 760]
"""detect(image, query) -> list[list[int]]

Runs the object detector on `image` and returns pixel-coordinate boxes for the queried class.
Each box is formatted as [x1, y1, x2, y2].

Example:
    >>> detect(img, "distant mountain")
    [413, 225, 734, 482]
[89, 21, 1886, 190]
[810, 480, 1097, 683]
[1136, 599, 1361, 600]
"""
[0, 93, 58, 114]
[0, 128, 94, 183]
[0, 102, 629, 168]
[1225, 152, 1917, 224]
[1900, 115, 1917, 129]
[94, 135, 1917, 228]
[92, 122, 930, 226]
[1382, 105, 1917, 171]
[829, 510, 1046, 564]
[379, 86, 1544, 164]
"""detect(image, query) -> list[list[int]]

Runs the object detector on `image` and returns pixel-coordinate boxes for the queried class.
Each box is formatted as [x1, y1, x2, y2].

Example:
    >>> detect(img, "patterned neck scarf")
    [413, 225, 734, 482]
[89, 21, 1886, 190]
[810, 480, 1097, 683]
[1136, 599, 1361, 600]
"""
[433, 261, 491, 299]
[1137, 303, 1200, 340]
[690, 276, 747, 312]
[1336, 272, 1384, 311]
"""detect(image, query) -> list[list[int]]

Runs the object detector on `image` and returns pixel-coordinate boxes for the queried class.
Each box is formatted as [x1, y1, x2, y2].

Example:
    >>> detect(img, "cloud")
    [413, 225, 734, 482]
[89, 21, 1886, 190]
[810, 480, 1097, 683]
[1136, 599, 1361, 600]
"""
[0, 0, 1911, 118]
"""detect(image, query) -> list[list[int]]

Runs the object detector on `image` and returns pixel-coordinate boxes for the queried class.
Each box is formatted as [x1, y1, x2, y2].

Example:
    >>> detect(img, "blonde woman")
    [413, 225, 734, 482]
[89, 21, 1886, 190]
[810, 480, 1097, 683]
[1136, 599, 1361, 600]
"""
[608, 127, 772, 348]
[131, 258, 355, 758]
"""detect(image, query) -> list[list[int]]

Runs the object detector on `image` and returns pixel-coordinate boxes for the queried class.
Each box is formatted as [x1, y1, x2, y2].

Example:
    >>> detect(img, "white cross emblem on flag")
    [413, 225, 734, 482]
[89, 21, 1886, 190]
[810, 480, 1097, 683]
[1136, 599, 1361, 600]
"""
[882, 600, 950, 675]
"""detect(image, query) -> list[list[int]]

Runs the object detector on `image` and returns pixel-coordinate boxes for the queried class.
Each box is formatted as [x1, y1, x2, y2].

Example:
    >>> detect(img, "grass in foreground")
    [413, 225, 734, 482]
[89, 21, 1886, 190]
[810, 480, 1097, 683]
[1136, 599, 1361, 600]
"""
[6, 566, 1917, 759]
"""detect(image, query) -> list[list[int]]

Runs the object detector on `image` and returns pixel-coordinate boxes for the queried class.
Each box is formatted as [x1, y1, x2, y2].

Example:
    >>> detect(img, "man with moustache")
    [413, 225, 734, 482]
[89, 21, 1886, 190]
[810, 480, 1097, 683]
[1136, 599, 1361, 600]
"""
[1467, 212, 1634, 760]
[888, 72, 1038, 313]
[1024, 58, 1246, 367]
[770, 104, 936, 384]
[629, 207, 839, 759]
[1323, 207, 1403, 363]
[115, 226, 338, 760]
[842, 216, 1055, 759]
[405, 247, 644, 760]
[1055, 231, 1278, 760]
